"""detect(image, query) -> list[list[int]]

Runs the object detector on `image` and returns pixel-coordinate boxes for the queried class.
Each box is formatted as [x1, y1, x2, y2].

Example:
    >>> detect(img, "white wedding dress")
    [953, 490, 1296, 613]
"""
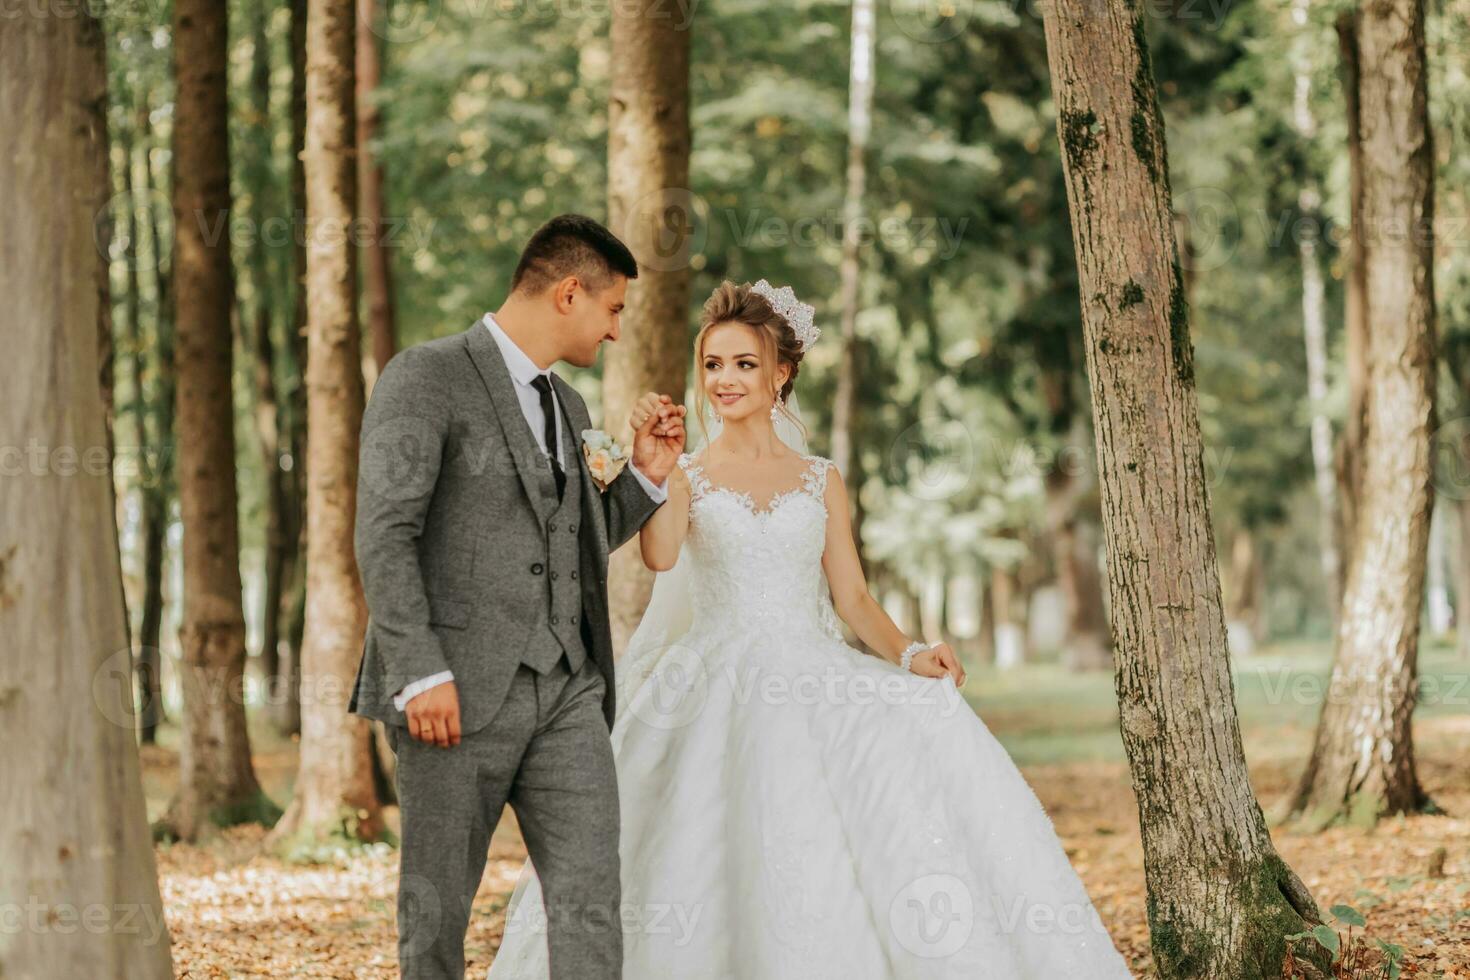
[488, 450, 1134, 979]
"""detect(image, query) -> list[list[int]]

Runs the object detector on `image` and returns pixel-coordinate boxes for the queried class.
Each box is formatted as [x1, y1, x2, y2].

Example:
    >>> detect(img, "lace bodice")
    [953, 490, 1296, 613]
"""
[676, 451, 844, 643]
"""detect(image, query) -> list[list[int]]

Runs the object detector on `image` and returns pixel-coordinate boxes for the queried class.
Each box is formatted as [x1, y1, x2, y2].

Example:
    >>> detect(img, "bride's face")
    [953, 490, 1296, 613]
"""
[702, 322, 787, 423]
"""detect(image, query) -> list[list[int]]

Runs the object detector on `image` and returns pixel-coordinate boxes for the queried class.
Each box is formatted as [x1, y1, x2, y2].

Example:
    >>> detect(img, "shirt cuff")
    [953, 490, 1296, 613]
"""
[392, 671, 455, 712]
[628, 461, 669, 503]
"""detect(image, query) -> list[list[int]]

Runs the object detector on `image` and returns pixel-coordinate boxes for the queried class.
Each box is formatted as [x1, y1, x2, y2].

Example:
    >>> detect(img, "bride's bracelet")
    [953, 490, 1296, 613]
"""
[899, 640, 935, 672]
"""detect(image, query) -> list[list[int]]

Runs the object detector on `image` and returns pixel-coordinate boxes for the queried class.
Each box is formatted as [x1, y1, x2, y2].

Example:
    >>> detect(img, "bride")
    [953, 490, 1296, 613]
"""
[489, 280, 1134, 978]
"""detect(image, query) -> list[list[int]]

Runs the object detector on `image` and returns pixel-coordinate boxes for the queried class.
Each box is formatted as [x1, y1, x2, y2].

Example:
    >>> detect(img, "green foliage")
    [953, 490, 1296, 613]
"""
[99, 0, 1470, 645]
[1284, 903, 1405, 979]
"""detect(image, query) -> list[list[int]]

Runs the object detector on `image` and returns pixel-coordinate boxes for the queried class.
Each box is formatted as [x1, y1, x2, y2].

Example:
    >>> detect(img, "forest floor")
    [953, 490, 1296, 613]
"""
[144, 641, 1470, 978]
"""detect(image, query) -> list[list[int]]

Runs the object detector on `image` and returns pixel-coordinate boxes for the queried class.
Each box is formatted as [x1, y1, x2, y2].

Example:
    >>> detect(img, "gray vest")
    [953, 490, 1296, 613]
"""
[519, 402, 589, 674]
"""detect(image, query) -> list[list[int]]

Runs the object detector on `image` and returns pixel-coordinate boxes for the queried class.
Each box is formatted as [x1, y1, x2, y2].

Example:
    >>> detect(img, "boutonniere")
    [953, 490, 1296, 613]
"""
[581, 428, 630, 491]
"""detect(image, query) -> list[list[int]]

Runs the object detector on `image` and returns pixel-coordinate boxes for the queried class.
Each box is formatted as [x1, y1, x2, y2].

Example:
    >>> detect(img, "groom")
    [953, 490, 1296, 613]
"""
[350, 214, 686, 979]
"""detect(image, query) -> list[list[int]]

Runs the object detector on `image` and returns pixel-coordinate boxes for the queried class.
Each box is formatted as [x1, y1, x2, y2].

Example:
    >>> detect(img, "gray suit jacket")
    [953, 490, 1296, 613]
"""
[348, 321, 664, 734]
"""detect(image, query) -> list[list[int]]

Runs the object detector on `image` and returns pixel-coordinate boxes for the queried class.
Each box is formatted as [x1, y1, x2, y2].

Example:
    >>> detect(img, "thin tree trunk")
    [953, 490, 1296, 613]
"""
[1288, 0, 1437, 827]
[167, 0, 276, 840]
[245, 0, 289, 718]
[138, 93, 174, 743]
[1039, 2, 1323, 974]
[120, 108, 166, 742]
[1225, 526, 1264, 655]
[276, 0, 311, 737]
[605, 0, 693, 655]
[990, 563, 1024, 669]
[357, 0, 396, 381]
[1334, 8, 1370, 585]
[1045, 442, 1112, 670]
[1427, 502, 1452, 635]
[0, 9, 174, 974]
[1293, 0, 1342, 633]
[270, 0, 385, 844]
[1457, 494, 1470, 658]
[829, 0, 876, 486]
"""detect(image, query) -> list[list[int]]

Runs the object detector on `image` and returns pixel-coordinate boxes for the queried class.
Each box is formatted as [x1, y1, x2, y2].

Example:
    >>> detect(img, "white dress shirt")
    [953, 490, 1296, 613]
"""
[393, 313, 670, 711]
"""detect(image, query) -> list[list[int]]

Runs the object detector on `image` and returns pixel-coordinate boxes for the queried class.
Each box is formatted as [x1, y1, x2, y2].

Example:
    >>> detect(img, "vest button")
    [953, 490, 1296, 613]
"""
[531, 563, 544, 574]
[571, 614, 579, 624]
[551, 615, 560, 624]
[549, 521, 557, 532]
[551, 570, 559, 580]
[570, 570, 578, 580]
[569, 523, 577, 533]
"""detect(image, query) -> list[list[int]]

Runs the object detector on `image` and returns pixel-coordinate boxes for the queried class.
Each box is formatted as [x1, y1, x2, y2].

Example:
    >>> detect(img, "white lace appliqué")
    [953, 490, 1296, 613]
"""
[674, 453, 841, 644]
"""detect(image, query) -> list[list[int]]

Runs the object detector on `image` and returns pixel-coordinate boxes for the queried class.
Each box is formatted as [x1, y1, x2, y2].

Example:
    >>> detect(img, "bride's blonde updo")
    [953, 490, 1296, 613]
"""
[692, 280, 809, 446]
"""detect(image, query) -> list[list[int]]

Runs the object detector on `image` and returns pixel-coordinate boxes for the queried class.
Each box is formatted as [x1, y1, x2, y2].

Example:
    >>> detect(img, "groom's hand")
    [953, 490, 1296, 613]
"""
[629, 392, 686, 484]
[405, 682, 462, 747]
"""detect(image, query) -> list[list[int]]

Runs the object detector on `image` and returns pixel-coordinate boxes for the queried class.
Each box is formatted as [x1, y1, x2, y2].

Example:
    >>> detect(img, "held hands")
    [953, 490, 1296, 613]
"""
[629, 392, 687, 485]
[405, 681, 462, 747]
[908, 641, 967, 688]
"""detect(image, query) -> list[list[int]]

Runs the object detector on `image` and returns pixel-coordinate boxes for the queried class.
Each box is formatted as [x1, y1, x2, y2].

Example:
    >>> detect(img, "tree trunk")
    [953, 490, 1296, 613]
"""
[1288, 0, 1437, 828]
[605, 0, 693, 655]
[990, 564, 1025, 669]
[0, 9, 174, 974]
[1224, 526, 1264, 655]
[276, 0, 311, 737]
[1039, 3, 1324, 975]
[271, 0, 386, 845]
[245, 0, 290, 722]
[167, 0, 276, 840]
[1334, 8, 1370, 588]
[1045, 449, 1112, 670]
[120, 108, 168, 743]
[138, 92, 174, 743]
[357, 0, 396, 382]
[829, 0, 875, 485]
[1457, 494, 1470, 658]
[1291, 0, 1342, 633]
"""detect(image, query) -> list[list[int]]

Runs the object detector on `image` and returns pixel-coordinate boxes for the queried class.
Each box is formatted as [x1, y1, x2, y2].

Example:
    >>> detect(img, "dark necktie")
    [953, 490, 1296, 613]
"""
[529, 374, 566, 500]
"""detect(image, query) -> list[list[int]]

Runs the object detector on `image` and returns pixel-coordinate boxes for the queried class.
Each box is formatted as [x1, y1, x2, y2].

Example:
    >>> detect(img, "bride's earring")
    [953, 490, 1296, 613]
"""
[770, 393, 782, 421]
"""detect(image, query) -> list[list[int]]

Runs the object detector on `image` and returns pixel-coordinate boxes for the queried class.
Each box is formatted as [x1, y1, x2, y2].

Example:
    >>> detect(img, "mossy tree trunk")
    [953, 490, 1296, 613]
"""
[605, 0, 693, 655]
[1288, 0, 1437, 828]
[1038, 2, 1324, 975]
[166, 0, 278, 841]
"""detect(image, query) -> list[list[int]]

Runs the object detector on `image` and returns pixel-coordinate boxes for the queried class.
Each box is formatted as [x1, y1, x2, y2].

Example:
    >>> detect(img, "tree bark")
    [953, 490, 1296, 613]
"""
[1044, 442, 1112, 670]
[1334, 8, 1370, 587]
[990, 563, 1025, 669]
[605, 0, 693, 655]
[167, 0, 276, 840]
[120, 104, 168, 743]
[138, 92, 174, 743]
[1224, 526, 1264, 655]
[0, 9, 174, 974]
[1289, 0, 1436, 826]
[1291, 0, 1342, 632]
[244, 0, 290, 722]
[1457, 494, 1470, 658]
[1039, 2, 1324, 974]
[275, 0, 311, 737]
[270, 0, 386, 845]
[357, 0, 396, 382]
[829, 0, 876, 483]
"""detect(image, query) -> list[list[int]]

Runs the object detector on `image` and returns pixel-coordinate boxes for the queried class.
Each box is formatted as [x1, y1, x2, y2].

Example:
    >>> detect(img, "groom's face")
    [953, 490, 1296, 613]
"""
[560, 274, 629, 368]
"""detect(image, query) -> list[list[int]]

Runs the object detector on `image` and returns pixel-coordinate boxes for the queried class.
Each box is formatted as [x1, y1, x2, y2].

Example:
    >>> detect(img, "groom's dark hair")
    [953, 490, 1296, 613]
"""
[511, 214, 639, 296]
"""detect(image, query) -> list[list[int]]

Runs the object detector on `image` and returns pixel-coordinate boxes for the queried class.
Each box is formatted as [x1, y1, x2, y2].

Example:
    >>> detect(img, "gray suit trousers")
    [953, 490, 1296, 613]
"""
[391, 654, 621, 980]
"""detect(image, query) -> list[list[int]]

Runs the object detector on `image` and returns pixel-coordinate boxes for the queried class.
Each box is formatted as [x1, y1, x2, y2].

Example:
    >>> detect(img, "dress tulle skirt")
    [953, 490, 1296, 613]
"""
[488, 622, 1135, 979]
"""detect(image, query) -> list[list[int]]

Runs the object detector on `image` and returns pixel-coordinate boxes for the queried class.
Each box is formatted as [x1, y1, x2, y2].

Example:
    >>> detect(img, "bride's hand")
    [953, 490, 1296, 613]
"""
[909, 642, 966, 687]
[629, 392, 687, 482]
